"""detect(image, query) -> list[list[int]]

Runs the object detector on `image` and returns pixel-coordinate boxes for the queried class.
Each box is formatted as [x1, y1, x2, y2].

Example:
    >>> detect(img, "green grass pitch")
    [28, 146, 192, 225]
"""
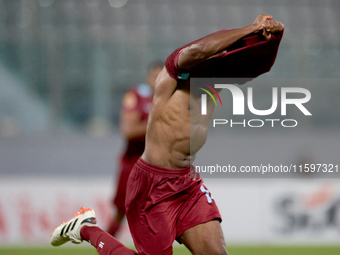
[1, 246, 340, 255]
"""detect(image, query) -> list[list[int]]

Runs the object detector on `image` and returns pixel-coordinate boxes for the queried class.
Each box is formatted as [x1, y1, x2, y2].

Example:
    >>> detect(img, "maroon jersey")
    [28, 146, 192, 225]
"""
[121, 83, 153, 159]
[165, 29, 284, 80]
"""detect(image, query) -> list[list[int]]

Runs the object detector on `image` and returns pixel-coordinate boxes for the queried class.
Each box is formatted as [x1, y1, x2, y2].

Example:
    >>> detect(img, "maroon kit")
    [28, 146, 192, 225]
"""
[51, 23, 284, 255]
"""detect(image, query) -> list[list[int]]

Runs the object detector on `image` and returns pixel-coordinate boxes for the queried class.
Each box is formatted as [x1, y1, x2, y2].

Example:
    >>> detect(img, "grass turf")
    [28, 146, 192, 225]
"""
[1, 246, 340, 255]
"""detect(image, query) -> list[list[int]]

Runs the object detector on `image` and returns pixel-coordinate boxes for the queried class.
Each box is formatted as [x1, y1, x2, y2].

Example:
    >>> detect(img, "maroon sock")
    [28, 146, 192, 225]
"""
[80, 226, 137, 255]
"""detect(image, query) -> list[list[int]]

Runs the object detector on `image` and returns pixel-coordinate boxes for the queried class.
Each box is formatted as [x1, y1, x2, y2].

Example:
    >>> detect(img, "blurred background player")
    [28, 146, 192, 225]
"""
[107, 61, 163, 237]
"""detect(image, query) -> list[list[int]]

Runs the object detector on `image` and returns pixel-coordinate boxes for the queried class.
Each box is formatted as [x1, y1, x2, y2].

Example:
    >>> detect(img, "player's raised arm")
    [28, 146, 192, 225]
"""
[177, 14, 283, 70]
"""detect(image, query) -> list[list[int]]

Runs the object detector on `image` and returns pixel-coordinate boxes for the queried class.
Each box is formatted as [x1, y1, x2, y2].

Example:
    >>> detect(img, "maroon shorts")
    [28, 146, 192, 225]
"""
[125, 158, 222, 255]
[112, 156, 140, 213]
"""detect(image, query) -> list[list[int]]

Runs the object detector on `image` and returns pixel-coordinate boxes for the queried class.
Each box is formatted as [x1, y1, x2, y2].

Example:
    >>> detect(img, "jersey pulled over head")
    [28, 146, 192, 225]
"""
[165, 29, 284, 81]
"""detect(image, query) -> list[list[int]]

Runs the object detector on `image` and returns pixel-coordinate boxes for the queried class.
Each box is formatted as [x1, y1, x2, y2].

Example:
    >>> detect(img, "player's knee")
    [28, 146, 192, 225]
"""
[211, 242, 229, 255]
[199, 246, 228, 255]
[210, 239, 228, 255]
[200, 249, 228, 255]
[213, 248, 228, 255]
[222, 250, 229, 255]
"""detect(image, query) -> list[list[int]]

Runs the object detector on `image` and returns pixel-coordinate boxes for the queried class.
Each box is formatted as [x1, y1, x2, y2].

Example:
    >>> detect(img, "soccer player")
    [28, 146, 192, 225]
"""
[51, 14, 284, 255]
[107, 61, 163, 237]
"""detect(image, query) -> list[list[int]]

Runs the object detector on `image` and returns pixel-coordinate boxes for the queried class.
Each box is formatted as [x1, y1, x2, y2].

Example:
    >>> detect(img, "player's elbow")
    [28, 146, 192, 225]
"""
[190, 43, 214, 61]
[178, 44, 212, 69]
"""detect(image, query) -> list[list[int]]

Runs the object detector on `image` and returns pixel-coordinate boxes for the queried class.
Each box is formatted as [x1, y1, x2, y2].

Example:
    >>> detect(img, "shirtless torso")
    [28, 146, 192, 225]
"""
[142, 68, 215, 169]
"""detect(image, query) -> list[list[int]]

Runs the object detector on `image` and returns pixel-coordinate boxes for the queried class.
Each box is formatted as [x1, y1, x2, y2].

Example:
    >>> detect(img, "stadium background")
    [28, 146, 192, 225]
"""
[0, 0, 339, 254]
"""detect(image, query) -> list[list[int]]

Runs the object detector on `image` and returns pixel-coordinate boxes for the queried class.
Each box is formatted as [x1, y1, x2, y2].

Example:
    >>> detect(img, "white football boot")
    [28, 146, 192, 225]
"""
[51, 207, 97, 246]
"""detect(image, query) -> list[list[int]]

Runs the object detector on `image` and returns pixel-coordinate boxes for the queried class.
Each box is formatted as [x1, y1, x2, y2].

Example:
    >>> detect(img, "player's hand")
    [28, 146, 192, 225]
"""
[253, 14, 284, 40]
[253, 14, 273, 33]
[262, 19, 284, 40]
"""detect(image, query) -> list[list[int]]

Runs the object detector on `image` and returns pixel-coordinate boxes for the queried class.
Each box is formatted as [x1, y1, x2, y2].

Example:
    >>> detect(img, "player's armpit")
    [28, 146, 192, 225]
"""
[153, 67, 178, 101]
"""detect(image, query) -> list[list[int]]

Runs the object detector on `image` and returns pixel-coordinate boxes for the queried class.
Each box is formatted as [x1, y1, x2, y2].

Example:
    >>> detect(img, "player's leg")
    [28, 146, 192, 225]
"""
[176, 182, 228, 255]
[126, 206, 175, 255]
[179, 220, 228, 255]
[51, 207, 137, 255]
[81, 225, 137, 255]
[125, 168, 176, 255]
[108, 158, 136, 236]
